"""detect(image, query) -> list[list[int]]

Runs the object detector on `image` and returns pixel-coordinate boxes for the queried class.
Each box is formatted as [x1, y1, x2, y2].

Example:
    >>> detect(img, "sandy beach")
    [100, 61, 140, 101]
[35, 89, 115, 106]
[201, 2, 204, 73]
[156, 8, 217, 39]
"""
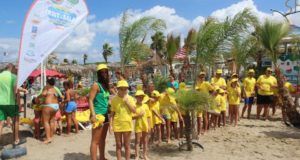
[1, 106, 300, 160]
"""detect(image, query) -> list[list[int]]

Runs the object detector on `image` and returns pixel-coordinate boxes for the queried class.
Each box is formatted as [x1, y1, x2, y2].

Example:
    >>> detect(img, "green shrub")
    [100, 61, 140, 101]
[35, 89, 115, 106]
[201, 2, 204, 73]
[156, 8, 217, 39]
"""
[176, 90, 214, 112]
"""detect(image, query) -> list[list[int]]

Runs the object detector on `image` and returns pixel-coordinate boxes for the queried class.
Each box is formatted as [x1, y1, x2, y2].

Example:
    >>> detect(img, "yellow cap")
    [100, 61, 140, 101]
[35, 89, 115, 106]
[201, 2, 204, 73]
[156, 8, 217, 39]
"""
[231, 73, 238, 77]
[78, 81, 83, 86]
[216, 69, 222, 74]
[199, 72, 206, 75]
[117, 80, 129, 88]
[166, 87, 175, 96]
[97, 64, 108, 71]
[231, 78, 238, 83]
[179, 82, 186, 90]
[136, 84, 143, 90]
[266, 67, 272, 72]
[248, 69, 255, 73]
[151, 90, 161, 97]
[135, 90, 145, 96]
[218, 89, 225, 94]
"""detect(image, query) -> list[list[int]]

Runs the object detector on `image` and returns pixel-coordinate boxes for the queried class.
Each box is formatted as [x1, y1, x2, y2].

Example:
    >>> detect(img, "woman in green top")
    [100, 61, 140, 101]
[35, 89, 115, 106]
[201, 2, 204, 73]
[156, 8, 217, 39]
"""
[89, 64, 110, 160]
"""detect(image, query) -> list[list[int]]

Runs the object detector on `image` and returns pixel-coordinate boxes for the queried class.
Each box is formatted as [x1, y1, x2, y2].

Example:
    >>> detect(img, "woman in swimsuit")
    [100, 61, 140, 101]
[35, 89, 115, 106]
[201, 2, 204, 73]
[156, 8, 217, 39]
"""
[39, 78, 59, 144]
[63, 80, 79, 134]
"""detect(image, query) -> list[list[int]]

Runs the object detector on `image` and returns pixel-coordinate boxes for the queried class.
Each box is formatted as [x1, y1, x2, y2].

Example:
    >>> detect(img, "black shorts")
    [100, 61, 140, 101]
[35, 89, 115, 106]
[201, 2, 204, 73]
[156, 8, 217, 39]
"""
[257, 94, 273, 105]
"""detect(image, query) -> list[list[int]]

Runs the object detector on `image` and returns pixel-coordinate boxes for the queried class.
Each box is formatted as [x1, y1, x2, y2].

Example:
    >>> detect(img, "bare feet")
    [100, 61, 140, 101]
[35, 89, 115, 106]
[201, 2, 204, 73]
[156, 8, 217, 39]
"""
[144, 155, 150, 160]
[43, 139, 52, 144]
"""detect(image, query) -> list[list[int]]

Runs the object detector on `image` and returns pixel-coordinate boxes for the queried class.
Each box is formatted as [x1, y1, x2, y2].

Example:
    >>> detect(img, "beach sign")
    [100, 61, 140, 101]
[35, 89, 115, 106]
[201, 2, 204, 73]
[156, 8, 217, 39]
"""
[17, 0, 89, 88]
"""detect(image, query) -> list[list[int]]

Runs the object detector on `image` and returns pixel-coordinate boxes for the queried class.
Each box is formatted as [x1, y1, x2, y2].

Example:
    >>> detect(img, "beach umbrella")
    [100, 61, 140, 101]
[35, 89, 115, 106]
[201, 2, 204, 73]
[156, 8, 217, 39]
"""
[29, 69, 65, 78]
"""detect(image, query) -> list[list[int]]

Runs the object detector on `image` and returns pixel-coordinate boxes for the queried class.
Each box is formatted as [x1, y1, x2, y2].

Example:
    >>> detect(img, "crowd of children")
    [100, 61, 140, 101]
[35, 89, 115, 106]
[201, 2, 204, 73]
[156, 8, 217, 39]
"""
[22, 64, 296, 160]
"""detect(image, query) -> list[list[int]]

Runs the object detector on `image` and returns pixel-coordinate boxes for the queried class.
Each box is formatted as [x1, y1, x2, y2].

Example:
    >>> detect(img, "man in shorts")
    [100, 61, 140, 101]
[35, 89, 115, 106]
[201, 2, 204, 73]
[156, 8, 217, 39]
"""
[0, 64, 26, 148]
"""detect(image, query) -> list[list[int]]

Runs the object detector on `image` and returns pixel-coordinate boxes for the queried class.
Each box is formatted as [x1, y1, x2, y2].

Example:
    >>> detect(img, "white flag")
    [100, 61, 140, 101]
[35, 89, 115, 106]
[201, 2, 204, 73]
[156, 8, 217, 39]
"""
[17, 0, 89, 88]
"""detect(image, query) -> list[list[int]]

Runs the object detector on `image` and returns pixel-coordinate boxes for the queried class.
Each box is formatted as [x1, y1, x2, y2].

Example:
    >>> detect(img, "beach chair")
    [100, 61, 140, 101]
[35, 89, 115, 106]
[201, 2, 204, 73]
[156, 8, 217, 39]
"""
[76, 109, 91, 130]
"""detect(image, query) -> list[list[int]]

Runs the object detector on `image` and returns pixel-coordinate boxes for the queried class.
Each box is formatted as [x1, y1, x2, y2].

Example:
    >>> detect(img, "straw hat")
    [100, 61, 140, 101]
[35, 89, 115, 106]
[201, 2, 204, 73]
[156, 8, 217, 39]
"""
[117, 80, 129, 88]
[97, 64, 108, 71]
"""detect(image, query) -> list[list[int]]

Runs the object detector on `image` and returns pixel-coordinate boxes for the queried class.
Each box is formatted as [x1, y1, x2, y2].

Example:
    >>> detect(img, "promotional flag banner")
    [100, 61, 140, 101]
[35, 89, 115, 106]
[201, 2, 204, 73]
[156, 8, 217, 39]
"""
[17, 0, 89, 88]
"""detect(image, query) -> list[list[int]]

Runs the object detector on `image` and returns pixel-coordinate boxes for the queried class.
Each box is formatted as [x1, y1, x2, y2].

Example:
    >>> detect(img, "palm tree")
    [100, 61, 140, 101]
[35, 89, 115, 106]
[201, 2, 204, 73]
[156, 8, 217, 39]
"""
[179, 29, 198, 82]
[195, 8, 258, 82]
[257, 20, 300, 128]
[165, 34, 180, 78]
[63, 58, 69, 64]
[102, 43, 113, 63]
[150, 31, 166, 58]
[83, 53, 88, 65]
[71, 59, 78, 64]
[119, 11, 166, 72]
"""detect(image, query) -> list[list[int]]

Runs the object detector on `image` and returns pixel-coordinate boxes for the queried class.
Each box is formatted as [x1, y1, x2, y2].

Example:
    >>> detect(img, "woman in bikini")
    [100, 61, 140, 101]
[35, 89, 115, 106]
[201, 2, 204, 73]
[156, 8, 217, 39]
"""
[63, 80, 79, 134]
[39, 78, 60, 144]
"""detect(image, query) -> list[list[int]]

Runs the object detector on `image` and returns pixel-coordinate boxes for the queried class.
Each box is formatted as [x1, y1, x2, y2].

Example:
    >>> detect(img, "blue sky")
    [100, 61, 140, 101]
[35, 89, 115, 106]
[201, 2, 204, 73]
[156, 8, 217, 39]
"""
[0, 0, 293, 63]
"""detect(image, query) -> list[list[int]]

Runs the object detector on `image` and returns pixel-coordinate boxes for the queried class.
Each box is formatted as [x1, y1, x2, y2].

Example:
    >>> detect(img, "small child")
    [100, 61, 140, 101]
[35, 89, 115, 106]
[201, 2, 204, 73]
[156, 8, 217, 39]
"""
[32, 97, 42, 139]
[209, 89, 223, 130]
[149, 90, 165, 144]
[218, 89, 227, 127]
[133, 90, 151, 160]
[228, 78, 241, 127]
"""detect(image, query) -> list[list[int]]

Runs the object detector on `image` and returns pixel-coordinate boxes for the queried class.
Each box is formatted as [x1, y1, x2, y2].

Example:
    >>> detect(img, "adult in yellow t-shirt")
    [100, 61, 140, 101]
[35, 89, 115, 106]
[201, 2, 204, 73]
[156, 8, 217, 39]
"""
[133, 90, 150, 160]
[211, 69, 227, 91]
[256, 68, 277, 120]
[227, 78, 241, 127]
[241, 69, 256, 119]
[110, 80, 136, 160]
[195, 71, 214, 135]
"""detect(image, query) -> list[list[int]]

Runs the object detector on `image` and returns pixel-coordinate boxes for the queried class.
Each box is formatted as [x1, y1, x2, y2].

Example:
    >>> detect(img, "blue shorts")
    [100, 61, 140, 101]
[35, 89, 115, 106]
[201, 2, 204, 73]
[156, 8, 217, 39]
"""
[244, 97, 254, 105]
[65, 101, 77, 113]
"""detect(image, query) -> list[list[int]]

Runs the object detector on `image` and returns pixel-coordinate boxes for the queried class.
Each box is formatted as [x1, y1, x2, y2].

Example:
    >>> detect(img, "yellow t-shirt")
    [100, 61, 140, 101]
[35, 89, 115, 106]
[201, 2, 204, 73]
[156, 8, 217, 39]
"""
[135, 103, 151, 133]
[257, 75, 277, 96]
[149, 101, 162, 125]
[159, 94, 177, 120]
[227, 85, 241, 105]
[195, 81, 214, 93]
[211, 77, 227, 89]
[243, 77, 256, 97]
[220, 95, 227, 111]
[111, 95, 136, 132]
[213, 95, 222, 113]
[284, 82, 295, 93]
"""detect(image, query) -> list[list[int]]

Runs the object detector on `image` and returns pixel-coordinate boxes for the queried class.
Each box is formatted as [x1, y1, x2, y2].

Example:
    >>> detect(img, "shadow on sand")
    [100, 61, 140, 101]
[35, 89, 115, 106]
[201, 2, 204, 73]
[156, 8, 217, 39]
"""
[262, 129, 300, 139]
[63, 153, 90, 160]
[0, 130, 32, 146]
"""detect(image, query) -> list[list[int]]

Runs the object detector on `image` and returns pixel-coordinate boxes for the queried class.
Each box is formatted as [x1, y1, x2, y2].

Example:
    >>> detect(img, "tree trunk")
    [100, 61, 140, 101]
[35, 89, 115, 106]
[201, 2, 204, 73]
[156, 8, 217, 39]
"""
[184, 112, 193, 151]
[275, 67, 300, 128]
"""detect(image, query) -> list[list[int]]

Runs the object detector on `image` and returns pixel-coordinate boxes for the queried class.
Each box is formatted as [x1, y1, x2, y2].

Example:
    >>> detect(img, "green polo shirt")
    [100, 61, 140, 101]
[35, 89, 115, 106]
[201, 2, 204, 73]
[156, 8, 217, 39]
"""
[0, 71, 17, 105]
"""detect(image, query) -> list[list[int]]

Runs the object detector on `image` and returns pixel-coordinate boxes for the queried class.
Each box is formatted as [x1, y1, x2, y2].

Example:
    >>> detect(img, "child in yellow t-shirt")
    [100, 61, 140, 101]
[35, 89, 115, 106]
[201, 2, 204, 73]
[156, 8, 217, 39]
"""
[209, 89, 222, 130]
[110, 80, 136, 160]
[218, 89, 226, 127]
[133, 90, 150, 160]
[160, 88, 183, 143]
[149, 90, 165, 144]
[227, 78, 241, 127]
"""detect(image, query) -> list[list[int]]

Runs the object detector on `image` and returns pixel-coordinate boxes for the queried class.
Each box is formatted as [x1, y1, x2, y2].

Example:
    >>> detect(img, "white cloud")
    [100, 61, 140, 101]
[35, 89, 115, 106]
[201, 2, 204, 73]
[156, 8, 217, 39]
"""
[56, 19, 96, 53]
[211, 0, 285, 22]
[0, 38, 19, 62]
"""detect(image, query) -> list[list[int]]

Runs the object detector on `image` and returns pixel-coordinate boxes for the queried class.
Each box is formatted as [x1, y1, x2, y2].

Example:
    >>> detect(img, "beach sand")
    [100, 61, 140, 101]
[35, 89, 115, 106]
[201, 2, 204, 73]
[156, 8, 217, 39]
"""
[1, 106, 300, 160]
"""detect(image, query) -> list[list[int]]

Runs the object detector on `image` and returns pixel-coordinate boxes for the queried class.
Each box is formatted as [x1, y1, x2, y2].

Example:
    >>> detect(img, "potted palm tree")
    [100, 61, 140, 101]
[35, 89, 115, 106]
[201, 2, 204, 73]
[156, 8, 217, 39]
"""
[176, 89, 214, 151]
